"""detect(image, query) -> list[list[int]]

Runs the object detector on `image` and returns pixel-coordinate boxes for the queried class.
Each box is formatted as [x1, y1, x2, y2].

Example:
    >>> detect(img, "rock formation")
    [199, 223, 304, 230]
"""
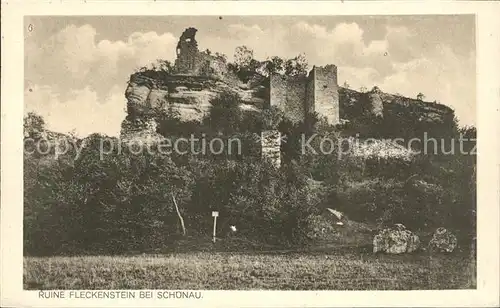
[373, 223, 420, 254]
[121, 27, 457, 164]
[428, 227, 458, 253]
[339, 87, 454, 125]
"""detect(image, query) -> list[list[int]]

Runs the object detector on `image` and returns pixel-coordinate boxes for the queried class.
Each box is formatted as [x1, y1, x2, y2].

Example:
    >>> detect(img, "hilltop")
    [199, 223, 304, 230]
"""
[121, 27, 455, 142]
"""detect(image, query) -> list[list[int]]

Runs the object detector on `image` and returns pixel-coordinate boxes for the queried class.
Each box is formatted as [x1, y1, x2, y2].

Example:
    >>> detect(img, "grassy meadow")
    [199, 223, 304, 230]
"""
[24, 250, 476, 290]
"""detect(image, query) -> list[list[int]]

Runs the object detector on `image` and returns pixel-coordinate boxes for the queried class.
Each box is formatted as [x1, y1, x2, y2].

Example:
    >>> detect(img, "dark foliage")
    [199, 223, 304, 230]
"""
[23, 90, 476, 255]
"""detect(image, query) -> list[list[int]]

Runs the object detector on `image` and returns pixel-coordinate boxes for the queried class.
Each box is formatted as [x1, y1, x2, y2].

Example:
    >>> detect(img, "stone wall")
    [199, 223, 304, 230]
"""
[368, 86, 384, 118]
[311, 65, 339, 125]
[269, 74, 307, 124]
[305, 70, 316, 116]
[174, 28, 240, 87]
[268, 65, 340, 125]
[175, 28, 199, 74]
[261, 130, 281, 168]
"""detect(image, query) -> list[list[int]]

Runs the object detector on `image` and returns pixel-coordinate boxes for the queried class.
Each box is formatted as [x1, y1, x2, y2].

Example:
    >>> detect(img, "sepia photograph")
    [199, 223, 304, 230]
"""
[20, 14, 480, 292]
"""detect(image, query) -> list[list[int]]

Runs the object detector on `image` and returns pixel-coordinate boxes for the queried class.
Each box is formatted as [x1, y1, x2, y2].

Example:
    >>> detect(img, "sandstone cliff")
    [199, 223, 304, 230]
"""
[121, 71, 268, 140]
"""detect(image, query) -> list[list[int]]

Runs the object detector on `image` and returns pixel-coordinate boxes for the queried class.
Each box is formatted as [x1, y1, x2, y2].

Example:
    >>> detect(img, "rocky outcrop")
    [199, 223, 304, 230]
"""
[373, 224, 420, 254]
[125, 73, 265, 119]
[428, 227, 458, 253]
[121, 71, 268, 141]
[339, 87, 455, 124]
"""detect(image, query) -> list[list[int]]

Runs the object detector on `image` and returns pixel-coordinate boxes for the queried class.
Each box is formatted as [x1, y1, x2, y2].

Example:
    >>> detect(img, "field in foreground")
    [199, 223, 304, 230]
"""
[24, 251, 476, 290]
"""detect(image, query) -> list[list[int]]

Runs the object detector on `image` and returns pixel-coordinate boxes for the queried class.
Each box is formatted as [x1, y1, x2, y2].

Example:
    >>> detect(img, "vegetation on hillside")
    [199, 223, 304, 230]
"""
[23, 88, 476, 256]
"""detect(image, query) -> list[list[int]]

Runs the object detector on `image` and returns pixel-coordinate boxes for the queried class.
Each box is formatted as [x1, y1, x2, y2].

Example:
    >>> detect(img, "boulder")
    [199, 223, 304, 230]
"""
[373, 224, 420, 254]
[428, 227, 457, 253]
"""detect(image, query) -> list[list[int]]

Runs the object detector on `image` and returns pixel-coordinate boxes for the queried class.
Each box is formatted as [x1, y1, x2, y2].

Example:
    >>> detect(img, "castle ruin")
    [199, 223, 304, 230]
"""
[174, 27, 340, 127]
[124, 27, 454, 168]
[174, 27, 231, 81]
[174, 27, 341, 168]
[269, 65, 339, 125]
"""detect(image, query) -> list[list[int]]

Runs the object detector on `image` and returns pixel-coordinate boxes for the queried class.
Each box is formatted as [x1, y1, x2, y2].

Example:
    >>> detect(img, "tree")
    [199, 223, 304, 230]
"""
[171, 193, 186, 236]
[262, 106, 285, 130]
[284, 53, 308, 76]
[417, 92, 425, 101]
[343, 81, 350, 89]
[156, 59, 174, 73]
[234, 45, 254, 69]
[151, 61, 158, 71]
[24, 112, 45, 138]
[214, 52, 227, 63]
[262, 56, 285, 76]
[136, 66, 148, 73]
[206, 91, 243, 135]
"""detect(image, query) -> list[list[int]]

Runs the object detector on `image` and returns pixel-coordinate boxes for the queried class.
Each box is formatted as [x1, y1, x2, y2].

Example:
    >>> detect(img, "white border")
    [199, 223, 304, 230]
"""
[2, 1, 499, 307]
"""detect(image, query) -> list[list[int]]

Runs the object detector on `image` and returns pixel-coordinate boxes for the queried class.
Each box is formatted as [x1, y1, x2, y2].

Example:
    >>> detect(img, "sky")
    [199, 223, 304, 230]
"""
[24, 15, 476, 137]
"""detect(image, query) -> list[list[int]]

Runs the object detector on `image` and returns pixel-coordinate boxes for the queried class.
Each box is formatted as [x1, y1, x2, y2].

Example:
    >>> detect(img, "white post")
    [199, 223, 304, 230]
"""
[212, 211, 219, 243]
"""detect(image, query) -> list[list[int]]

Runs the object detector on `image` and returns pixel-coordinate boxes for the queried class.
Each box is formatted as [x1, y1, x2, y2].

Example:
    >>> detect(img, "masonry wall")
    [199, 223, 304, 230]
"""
[176, 51, 207, 76]
[261, 130, 281, 168]
[270, 74, 307, 124]
[312, 65, 339, 125]
[305, 71, 315, 117]
[176, 47, 240, 86]
[175, 44, 198, 74]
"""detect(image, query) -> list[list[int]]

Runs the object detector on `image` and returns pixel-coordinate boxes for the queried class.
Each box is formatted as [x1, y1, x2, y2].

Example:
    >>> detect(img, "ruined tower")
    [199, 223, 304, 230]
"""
[269, 74, 307, 124]
[175, 27, 199, 74]
[174, 27, 231, 80]
[261, 130, 282, 169]
[268, 65, 340, 126]
[306, 65, 340, 125]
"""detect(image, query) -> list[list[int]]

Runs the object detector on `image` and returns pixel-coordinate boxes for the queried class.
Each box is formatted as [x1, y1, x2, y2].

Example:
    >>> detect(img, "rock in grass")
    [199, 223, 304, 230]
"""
[373, 224, 420, 254]
[428, 227, 457, 253]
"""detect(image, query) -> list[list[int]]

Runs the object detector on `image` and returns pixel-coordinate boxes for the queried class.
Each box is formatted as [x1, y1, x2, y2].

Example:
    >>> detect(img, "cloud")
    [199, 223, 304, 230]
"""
[25, 85, 126, 138]
[339, 49, 475, 125]
[26, 25, 178, 99]
[25, 24, 178, 137]
[378, 46, 476, 125]
[199, 24, 290, 61]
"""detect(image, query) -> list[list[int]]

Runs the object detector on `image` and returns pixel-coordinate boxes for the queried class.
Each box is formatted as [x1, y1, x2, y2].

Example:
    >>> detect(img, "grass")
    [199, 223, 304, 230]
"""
[24, 250, 476, 290]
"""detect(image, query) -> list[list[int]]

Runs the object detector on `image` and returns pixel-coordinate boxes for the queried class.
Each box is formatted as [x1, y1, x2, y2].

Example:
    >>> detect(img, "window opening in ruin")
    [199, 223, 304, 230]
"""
[185, 38, 191, 42]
